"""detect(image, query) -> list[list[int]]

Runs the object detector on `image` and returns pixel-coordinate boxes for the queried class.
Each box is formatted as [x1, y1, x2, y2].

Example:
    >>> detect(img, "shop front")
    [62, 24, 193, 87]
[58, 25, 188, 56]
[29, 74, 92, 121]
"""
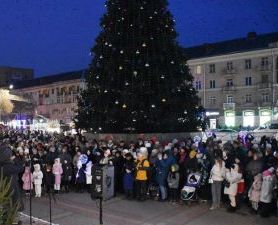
[224, 111, 235, 127]
[243, 110, 255, 127]
[259, 109, 272, 126]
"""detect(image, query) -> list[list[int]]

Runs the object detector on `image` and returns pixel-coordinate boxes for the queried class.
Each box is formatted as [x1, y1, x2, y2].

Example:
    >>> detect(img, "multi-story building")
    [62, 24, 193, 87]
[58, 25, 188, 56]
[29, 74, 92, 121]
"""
[13, 70, 86, 124]
[0, 66, 34, 87]
[185, 32, 278, 129]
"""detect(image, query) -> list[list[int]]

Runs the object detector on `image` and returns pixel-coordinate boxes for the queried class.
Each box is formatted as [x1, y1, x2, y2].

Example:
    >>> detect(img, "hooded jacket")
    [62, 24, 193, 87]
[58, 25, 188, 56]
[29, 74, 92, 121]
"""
[0, 144, 24, 208]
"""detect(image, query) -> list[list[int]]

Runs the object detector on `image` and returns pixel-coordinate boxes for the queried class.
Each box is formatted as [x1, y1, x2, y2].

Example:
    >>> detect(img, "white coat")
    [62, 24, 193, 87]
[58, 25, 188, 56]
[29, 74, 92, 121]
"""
[33, 164, 43, 185]
[224, 167, 242, 196]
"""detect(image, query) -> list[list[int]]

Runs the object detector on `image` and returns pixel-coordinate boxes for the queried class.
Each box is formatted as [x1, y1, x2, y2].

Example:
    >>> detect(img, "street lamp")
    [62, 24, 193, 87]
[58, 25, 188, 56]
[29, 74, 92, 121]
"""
[9, 84, 14, 90]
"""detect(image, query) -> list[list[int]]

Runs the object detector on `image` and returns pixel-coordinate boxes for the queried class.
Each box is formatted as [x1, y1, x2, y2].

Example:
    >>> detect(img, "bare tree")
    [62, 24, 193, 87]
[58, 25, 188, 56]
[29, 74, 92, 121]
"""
[0, 89, 14, 114]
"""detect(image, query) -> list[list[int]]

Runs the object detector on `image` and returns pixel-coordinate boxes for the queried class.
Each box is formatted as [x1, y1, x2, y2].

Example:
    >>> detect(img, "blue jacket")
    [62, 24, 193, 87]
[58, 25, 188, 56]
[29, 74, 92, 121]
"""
[155, 159, 170, 186]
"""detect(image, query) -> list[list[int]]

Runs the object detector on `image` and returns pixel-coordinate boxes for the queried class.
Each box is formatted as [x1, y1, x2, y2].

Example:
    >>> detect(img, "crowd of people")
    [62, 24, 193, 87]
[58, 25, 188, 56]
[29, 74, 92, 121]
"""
[0, 129, 278, 218]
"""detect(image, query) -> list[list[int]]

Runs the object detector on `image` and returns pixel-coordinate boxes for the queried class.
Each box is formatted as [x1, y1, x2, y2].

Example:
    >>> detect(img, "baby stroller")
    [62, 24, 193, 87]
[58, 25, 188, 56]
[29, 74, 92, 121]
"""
[181, 172, 202, 201]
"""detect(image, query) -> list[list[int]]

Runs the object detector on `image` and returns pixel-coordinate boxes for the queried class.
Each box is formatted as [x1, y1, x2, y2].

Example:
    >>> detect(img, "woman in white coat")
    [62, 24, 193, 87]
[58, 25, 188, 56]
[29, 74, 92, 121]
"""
[224, 164, 242, 212]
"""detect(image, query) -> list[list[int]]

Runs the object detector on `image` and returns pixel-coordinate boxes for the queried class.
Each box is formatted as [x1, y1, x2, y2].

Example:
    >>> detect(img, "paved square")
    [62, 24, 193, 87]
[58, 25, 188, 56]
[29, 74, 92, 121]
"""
[22, 193, 277, 225]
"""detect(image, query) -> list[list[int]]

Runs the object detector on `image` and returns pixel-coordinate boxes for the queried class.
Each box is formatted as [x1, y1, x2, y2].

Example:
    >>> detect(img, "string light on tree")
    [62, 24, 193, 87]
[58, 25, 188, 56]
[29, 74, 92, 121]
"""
[76, 0, 205, 133]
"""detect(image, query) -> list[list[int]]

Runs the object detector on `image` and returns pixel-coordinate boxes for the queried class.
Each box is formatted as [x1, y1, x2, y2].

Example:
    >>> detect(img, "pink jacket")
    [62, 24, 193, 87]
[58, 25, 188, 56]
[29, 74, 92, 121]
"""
[22, 167, 33, 190]
[52, 159, 63, 185]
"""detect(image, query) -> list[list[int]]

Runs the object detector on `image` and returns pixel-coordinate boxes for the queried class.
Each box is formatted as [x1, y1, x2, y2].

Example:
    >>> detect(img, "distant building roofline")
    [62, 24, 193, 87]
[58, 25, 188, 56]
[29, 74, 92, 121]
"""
[14, 69, 87, 89]
[184, 31, 278, 59]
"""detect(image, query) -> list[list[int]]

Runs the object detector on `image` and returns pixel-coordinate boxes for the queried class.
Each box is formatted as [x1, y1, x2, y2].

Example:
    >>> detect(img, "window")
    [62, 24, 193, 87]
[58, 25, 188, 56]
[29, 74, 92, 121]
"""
[262, 93, 269, 102]
[245, 59, 252, 69]
[245, 77, 252, 86]
[209, 80, 215, 88]
[209, 96, 216, 105]
[245, 94, 252, 103]
[261, 74, 269, 83]
[261, 57, 269, 69]
[52, 89, 54, 94]
[209, 64, 215, 73]
[227, 62, 233, 71]
[227, 95, 233, 103]
[196, 66, 202, 74]
[226, 79, 233, 87]
[195, 81, 202, 90]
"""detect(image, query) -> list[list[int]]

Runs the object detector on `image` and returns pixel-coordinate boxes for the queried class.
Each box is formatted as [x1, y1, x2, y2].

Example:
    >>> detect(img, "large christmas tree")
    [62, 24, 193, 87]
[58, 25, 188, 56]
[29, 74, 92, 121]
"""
[76, 0, 205, 133]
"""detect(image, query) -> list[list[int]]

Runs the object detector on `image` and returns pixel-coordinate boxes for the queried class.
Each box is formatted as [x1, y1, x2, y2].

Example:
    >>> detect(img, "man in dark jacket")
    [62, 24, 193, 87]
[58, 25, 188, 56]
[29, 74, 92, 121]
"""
[0, 143, 24, 210]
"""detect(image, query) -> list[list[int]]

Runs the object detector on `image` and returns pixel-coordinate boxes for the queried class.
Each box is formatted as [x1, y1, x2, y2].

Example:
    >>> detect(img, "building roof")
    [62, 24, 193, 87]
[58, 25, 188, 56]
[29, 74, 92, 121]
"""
[14, 70, 86, 89]
[184, 32, 278, 59]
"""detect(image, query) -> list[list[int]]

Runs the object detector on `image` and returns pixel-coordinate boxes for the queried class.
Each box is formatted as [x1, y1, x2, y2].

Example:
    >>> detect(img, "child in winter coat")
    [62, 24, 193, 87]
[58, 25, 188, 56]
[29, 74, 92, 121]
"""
[224, 163, 242, 212]
[167, 164, 180, 203]
[33, 164, 43, 197]
[259, 167, 276, 217]
[45, 164, 54, 193]
[75, 160, 86, 192]
[248, 173, 262, 214]
[22, 166, 33, 195]
[123, 153, 135, 199]
[52, 158, 63, 194]
[84, 161, 93, 192]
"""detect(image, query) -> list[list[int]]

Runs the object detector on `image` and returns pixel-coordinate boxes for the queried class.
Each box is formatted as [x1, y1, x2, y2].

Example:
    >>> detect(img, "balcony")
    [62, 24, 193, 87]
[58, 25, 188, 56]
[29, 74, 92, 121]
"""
[223, 103, 235, 110]
[257, 82, 272, 89]
[258, 101, 272, 107]
[222, 68, 237, 75]
[222, 85, 236, 92]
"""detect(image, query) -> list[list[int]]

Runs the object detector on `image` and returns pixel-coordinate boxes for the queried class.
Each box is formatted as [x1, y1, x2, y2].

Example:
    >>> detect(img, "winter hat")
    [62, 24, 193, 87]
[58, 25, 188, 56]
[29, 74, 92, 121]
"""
[139, 147, 148, 158]
[0, 144, 12, 163]
[123, 149, 129, 155]
[189, 150, 197, 159]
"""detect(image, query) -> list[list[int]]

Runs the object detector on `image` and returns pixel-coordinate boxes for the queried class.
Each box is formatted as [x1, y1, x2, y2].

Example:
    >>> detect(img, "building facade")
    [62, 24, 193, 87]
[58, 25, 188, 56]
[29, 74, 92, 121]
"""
[0, 66, 34, 87]
[185, 32, 278, 129]
[13, 70, 86, 124]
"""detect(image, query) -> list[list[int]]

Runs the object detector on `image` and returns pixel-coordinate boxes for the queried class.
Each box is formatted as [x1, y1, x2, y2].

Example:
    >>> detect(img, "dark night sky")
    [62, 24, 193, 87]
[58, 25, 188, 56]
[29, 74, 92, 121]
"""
[0, 0, 277, 77]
